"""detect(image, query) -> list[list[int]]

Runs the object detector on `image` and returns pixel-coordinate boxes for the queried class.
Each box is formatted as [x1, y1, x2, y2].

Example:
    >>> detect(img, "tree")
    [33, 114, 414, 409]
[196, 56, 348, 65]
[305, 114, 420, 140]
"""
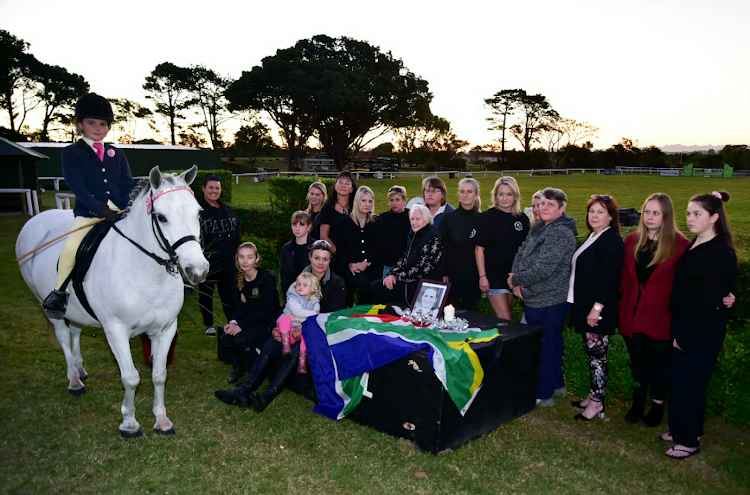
[143, 62, 193, 145]
[227, 35, 433, 170]
[233, 120, 276, 160]
[299, 36, 432, 169]
[187, 66, 234, 149]
[25, 58, 88, 141]
[509, 93, 554, 156]
[178, 126, 207, 148]
[226, 53, 317, 169]
[485, 89, 524, 165]
[112, 98, 155, 144]
[537, 115, 598, 168]
[0, 30, 31, 133]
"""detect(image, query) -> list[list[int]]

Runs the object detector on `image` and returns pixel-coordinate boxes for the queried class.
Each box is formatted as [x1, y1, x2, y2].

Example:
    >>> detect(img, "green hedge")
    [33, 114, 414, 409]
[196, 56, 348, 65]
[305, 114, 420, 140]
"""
[266, 176, 336, 213]
[166, 168, 234, 203]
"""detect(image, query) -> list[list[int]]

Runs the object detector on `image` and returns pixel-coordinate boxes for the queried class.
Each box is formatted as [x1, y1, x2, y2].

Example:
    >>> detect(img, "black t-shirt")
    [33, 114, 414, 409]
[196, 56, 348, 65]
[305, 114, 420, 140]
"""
[438, 206, 480, 282]
[378, 209, 410, 266]
[474, 208, 530, 289]
[318, 203, 349, 250]
[635, 239, 657, 286]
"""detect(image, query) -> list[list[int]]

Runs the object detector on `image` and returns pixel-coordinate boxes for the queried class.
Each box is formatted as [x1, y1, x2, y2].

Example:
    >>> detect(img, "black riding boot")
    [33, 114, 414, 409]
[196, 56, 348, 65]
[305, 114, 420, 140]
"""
[215, 354, 271, 407]
[42, 289, 68, 318]
[228, 349, 256, 384]
[249, 356, 297, 413]
[641, 401, 665, 427]
[625, 387, 647, 424]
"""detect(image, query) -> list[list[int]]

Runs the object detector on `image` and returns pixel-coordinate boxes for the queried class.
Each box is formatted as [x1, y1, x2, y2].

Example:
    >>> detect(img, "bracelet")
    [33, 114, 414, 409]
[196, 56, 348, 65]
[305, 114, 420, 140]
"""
[479, 274, 487, 278]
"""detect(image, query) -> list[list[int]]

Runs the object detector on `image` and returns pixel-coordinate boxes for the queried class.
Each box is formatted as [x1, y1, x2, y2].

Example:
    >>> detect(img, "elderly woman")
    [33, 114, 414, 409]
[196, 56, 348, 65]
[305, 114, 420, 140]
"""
[371, 204, 444, 307]
[508, 187, 577, 407]
[661, 191, 737, 459]
[568, 194, 625, 421]
[439, 178, 481, 310]
[475, 177, 530, 320]
[306, 181, 327, 240]
[339, 186, 382, 304]
[421, 177, 454, 229]
[215, 240, 346, 411]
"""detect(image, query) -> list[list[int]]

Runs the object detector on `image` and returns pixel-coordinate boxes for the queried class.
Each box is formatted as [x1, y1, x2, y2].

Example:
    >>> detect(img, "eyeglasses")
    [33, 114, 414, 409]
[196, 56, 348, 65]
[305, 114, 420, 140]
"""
[591, 194, 612, 201]
[424, 188, 443, 195]
[389, 186, 404, 193]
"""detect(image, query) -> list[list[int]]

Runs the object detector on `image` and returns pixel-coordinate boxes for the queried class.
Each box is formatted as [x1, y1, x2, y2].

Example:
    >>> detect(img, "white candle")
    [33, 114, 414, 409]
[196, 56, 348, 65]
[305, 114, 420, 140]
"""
[443, 304, 455, 322]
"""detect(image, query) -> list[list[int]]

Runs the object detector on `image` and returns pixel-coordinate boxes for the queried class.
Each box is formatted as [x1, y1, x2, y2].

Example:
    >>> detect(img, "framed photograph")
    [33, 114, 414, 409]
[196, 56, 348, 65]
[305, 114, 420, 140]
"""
[410, 279, 451, 319]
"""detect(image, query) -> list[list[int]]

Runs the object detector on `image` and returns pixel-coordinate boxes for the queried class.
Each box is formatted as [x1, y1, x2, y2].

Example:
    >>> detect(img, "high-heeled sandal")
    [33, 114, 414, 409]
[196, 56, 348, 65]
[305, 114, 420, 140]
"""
[574, 400, 605, 421]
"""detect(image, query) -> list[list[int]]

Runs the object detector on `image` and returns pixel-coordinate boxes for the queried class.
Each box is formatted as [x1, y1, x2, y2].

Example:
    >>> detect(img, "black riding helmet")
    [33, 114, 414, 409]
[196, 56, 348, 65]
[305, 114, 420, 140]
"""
[75, 93, 114, 122]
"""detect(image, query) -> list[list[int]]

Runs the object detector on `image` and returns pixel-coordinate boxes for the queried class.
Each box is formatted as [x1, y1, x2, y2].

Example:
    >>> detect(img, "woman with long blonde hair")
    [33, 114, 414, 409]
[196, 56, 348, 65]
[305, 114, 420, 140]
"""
[339, 186, 382, 304]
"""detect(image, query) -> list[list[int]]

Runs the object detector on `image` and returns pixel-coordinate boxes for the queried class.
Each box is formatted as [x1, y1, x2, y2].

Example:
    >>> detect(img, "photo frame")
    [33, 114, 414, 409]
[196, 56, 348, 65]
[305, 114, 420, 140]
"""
[410, 279, 451, 319]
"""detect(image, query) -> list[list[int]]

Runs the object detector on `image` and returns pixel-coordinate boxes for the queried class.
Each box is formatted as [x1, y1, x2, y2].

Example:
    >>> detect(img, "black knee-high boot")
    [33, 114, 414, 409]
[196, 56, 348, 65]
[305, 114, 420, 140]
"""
[249, 356, 297, 412]
[641, 401, 665, 427]
[625, 387, 647, 424]
[215, 354, 271, 407]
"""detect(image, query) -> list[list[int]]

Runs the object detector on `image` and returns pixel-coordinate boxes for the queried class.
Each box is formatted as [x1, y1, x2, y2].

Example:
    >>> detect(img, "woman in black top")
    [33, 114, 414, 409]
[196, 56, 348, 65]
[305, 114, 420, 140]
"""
[662, 191, 737, 460]
[197, 174, 241, 336]
[567, 194, 625, 421]
[439, 178, 481, 311]
[475, 177, 529, 320]
[319, 171, 357, 277]
[339, 186, 382, 304]
[306, 181, 327, 241]
[219, 242, 281, 384]
[378, 185, 410, 277]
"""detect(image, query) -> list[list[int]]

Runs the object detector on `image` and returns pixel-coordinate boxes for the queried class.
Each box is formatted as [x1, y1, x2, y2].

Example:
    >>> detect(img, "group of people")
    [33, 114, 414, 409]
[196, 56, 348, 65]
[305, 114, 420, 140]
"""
[48, 92, 738, 459]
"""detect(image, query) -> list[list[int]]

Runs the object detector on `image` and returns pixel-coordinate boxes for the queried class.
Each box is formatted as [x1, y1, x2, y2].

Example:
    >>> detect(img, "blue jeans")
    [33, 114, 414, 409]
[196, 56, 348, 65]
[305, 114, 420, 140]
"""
[525, 302, 570, 400]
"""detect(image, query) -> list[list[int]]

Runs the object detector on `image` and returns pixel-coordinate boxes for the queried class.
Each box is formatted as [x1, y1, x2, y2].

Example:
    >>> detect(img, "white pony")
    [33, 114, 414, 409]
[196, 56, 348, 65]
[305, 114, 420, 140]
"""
[16, 166, 209, 438]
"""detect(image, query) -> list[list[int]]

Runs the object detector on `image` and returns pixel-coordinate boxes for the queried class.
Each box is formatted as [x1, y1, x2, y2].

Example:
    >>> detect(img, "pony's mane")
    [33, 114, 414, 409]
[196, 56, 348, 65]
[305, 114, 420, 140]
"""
[120, 174, 180, 219]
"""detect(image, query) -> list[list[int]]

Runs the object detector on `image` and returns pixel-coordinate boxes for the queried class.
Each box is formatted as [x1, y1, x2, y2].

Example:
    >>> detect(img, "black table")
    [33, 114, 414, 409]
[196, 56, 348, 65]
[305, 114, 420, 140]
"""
[289, 309, 542, 454]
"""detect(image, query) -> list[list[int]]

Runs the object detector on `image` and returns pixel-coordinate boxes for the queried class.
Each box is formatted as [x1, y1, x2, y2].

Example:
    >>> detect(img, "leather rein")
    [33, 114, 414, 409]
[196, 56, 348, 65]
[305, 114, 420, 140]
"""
[112, 186, 199, 276]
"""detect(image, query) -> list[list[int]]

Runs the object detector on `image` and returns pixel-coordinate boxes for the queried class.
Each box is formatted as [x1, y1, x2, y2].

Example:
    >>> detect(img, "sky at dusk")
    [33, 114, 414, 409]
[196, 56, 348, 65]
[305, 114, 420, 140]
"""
[2, 0, 749, 151]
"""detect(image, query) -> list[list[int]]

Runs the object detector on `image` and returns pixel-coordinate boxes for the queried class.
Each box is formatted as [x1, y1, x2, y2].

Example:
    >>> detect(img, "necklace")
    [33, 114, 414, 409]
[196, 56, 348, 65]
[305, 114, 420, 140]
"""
[338, 199, 349, 216]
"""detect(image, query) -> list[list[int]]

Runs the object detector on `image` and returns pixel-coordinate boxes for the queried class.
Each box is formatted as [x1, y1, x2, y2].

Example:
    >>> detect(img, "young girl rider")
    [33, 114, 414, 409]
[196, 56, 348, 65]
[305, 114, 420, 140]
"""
[42, 93, 133, 317]
[278, 272, 322, 374]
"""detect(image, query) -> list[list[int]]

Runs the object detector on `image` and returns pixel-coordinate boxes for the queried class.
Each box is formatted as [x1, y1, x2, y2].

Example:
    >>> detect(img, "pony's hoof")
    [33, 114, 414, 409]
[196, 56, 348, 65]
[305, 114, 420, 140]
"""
[68, 387, 86, 397]
[154, 427, 175, 436]
[120, 429, 143, 439]
[79, 374, 88, 381]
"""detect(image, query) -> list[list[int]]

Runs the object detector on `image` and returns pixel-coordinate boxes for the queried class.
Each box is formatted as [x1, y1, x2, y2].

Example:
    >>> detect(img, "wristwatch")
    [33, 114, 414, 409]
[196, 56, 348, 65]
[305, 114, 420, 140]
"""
[594, 304, 603, 311]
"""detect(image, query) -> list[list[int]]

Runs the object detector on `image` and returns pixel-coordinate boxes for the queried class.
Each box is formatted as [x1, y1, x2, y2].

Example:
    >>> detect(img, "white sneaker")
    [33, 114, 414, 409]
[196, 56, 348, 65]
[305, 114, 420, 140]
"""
[205, 326, 216, 337]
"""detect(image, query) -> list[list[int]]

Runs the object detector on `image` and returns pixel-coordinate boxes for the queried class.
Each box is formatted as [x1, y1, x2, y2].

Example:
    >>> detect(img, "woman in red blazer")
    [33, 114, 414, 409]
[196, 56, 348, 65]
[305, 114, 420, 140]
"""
[619, 193, 689, 427]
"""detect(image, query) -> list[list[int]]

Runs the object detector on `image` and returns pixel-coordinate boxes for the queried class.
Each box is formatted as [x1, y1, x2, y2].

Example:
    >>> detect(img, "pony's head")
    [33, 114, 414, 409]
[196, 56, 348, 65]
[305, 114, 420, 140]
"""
[132, 166, 209, 285]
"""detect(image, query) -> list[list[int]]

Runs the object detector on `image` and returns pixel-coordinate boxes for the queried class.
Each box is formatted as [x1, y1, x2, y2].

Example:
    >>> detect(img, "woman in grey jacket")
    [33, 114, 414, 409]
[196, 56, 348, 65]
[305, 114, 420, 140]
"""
[508, 187, 577, 407]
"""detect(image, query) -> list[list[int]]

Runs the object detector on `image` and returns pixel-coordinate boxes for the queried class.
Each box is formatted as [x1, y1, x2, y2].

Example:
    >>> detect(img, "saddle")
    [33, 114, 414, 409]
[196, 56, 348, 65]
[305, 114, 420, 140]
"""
[68, 221, 113, 320]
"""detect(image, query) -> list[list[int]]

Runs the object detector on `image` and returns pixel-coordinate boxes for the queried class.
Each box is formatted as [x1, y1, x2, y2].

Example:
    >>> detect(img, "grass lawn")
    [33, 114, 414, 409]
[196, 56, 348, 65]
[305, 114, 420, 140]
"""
[2, 174, 749, 494]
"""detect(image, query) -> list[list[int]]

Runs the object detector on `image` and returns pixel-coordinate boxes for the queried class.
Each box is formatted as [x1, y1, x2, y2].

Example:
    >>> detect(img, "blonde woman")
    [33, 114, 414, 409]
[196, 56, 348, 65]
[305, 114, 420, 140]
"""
[475, 177, 530, 320]
[438, 178, 482, 310]
[339, 186, 382, 304]
[306, 181, 327, 240]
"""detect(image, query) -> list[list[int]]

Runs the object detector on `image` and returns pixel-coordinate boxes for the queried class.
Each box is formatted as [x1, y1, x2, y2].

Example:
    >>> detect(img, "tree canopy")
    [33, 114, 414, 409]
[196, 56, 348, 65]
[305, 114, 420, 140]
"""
[143, 62, 193, 145]
[226, 35, 433, 169]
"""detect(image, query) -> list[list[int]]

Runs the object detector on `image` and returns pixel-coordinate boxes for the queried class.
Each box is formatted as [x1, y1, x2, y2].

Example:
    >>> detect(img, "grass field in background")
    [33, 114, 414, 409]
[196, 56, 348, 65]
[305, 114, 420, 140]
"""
[3, 174, 749, 494]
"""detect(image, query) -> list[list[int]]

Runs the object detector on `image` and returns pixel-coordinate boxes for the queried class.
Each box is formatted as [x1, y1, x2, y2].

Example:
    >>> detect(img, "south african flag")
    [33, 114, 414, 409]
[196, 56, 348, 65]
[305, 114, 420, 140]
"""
[302, 305, 502, 420]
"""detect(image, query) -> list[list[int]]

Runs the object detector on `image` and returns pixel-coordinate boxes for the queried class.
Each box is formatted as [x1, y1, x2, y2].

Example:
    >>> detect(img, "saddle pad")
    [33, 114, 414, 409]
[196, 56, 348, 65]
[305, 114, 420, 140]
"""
[72, 221, 113, 320]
